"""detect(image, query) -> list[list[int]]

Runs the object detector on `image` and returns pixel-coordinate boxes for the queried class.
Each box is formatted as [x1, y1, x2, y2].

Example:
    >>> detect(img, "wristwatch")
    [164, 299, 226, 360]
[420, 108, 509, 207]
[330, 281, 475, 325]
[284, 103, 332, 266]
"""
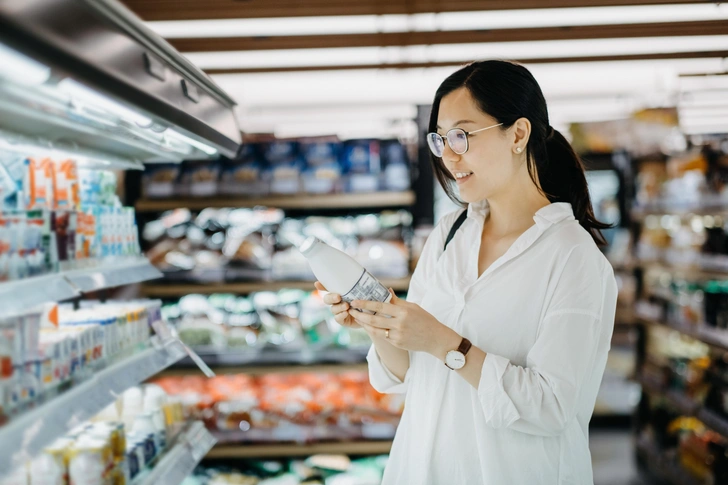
[445, 337, 472, 370]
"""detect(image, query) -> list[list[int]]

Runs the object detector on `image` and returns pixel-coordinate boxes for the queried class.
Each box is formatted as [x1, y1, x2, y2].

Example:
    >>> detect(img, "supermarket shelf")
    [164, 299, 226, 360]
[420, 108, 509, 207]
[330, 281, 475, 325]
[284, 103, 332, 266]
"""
[636, 260, 728, 280]
[158, 362, 369, 377]
[141, 276, 411, 296]
[64, 258, 163, 293]
[0, 337, 187, 476]
[632, 201, 728, 219]
[0, 257, 162, 319]
[133, 421, 216, 485]
[135, 191, 416, 212]
[638, 374, 699, 416]
[639, 373, 728, 439]
[637, 314, 728, 352]
[206, 440, 393, 459]
[635, 437, 701, 485]
[163, 346, 370, 374]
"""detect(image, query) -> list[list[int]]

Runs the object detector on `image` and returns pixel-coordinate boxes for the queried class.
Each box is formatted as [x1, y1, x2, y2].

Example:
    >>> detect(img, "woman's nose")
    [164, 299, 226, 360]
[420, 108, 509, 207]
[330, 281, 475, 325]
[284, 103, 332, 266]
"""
[441, 141, 460, 164]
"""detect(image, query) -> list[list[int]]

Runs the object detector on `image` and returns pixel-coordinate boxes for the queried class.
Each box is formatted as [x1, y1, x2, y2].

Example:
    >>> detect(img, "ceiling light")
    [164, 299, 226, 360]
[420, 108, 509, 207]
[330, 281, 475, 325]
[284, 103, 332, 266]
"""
[147, 4, 728, 39]
[185, 35, 728, 70]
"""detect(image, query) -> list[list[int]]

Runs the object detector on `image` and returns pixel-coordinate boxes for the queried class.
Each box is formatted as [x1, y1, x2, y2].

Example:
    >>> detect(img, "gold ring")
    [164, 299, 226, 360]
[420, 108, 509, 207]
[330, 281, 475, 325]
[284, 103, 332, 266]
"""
[385, 329, 390, 339]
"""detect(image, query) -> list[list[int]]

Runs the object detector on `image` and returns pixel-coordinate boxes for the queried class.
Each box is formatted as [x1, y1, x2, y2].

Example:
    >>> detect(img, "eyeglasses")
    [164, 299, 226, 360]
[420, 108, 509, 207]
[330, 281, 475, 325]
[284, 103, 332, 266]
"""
[426, 123, 503, 158]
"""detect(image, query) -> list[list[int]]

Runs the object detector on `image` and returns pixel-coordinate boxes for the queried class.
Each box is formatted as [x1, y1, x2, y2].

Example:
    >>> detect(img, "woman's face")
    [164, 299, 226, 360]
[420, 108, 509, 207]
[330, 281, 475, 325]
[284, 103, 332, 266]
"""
[436, 87, 520, 204]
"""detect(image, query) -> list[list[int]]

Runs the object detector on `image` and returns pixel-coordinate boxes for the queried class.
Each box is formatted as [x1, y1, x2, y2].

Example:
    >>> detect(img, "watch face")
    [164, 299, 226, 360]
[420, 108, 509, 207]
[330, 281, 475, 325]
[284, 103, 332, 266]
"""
[446, 350, 466, 370]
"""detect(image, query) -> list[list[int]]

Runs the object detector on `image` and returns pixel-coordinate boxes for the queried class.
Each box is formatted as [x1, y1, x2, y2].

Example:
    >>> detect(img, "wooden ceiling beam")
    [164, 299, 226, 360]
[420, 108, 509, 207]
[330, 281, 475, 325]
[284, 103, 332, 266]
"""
[169, 20, 728, 52]
[122, 0, 707, 21]
[203, 50, 728, 75]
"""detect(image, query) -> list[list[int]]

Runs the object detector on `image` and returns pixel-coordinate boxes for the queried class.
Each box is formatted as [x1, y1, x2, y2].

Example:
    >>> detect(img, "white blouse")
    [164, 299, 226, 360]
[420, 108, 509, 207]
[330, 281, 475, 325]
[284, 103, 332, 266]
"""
[367, 200, 618, 485]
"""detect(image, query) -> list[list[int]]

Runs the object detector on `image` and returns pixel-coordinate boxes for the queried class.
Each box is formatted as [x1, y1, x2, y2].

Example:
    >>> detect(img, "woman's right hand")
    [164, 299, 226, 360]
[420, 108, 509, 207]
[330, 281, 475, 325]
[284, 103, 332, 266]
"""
[314, 281, 359, 328]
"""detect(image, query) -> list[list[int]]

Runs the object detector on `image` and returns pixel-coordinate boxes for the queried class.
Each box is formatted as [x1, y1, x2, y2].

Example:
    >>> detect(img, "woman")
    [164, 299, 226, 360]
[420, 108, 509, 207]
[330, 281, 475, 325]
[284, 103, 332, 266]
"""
[316, 60, 618, 484]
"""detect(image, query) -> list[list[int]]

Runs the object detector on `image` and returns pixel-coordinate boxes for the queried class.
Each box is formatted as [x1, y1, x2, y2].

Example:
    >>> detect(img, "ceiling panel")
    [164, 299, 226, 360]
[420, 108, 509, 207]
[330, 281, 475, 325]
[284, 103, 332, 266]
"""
[122, 0, 706, 21]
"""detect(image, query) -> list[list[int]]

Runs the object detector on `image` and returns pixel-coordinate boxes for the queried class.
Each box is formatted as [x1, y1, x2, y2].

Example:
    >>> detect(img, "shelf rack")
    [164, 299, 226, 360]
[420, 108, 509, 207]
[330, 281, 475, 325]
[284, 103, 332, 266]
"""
[635, 437, 702, 485]
[206, 440, 393, 459]
[159, 346, 370, 377]
[0, 337, 187, 474]
[141, 276, 411, 298]
[132, 421, 216, 485]
[135, 191, 416, 212]
[0, 257, 162, 319]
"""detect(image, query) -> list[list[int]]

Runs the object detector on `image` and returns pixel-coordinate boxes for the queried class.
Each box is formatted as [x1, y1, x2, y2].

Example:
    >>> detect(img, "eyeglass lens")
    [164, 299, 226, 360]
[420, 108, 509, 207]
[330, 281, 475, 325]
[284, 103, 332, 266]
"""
[427, 129, 468, 157]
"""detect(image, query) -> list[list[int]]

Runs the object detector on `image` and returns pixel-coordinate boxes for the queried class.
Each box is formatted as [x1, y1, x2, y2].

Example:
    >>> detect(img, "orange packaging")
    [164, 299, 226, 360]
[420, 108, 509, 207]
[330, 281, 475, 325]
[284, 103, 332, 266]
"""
[26, 158, 56, 209]
[75, 211, 96, 260]
[54, 159, 80, 210]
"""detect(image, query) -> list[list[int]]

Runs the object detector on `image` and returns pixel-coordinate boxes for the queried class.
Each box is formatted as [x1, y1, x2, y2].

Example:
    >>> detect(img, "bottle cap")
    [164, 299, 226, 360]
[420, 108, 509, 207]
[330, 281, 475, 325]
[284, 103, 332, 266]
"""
[298, 236, 321, 257]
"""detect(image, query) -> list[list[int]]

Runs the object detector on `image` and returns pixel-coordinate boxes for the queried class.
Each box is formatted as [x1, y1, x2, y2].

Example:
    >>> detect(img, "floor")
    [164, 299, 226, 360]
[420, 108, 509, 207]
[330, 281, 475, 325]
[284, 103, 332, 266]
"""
[591, 430, 655, 485]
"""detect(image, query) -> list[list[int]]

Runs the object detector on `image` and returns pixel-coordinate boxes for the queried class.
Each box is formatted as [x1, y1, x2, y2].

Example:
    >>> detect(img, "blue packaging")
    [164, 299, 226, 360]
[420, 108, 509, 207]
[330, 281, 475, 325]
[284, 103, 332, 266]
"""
[341, 139, 381, 193]
[381, 139, 411, 191]
[220, 143, 271, 196]
[300, 137, 342, 194]
[264, 141, 303, 195]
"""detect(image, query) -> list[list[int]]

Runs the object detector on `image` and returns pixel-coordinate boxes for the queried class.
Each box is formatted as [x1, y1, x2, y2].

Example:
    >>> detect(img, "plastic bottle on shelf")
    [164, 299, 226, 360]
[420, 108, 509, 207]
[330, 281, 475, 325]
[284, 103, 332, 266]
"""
[143, 384, 168, 450]
[28, 449, 64, 485]
[298, 237, 391, 309]
[67, 436, 107, 485]
[130, 412, 159, 459]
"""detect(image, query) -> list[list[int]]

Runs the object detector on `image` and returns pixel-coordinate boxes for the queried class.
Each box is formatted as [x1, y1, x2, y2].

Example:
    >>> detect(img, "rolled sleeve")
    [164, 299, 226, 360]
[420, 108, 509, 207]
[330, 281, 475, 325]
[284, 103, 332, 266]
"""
[367, 344, 409, 394]
[475, 245, 608, 436]
[478, 353, 521, 428]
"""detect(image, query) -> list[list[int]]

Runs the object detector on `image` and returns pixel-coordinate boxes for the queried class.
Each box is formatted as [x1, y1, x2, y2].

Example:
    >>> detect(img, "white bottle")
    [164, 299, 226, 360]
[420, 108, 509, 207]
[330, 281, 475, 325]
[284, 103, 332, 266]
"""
[298, 237, 391, 307]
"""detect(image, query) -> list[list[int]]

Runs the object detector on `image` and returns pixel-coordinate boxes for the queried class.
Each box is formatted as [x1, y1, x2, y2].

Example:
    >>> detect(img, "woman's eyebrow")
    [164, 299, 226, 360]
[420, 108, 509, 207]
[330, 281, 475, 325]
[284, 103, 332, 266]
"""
[436, 119, 476, 130]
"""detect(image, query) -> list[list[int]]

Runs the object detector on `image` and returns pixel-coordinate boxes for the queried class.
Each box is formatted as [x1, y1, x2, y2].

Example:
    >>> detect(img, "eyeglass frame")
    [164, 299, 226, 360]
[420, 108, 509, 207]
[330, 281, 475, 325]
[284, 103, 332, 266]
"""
[427, 122, 504, 157]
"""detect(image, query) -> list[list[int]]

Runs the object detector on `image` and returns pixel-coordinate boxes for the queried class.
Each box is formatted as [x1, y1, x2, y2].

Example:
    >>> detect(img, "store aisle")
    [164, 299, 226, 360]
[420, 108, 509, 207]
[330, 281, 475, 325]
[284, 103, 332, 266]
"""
[591, 430, 653, 485]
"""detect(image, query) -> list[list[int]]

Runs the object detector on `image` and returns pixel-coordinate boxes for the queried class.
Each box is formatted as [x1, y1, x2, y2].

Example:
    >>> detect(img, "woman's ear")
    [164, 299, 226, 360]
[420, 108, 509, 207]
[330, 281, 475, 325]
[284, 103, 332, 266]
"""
[512, 117, 531, 154]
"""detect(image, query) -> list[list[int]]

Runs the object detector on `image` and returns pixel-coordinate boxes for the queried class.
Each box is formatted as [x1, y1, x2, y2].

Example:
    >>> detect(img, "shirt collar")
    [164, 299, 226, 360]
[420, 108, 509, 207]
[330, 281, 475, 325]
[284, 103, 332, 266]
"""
[533, 202, 575, 229]
[466, 200, 575, 229]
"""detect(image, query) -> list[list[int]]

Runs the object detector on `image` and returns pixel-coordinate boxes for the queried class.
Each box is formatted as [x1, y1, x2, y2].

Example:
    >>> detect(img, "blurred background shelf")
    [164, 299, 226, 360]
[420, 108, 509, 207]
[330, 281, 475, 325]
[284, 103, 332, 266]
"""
[141, 276, 411, 296]
[635, 437, 702, 485]
[635, 261, 728, 281]
[159, 347, 370, 376]
[631, 201, 728, 220]
[136, 191, 416, 212]
[206, 440, 393, 459]
[636, 314, 728, 352]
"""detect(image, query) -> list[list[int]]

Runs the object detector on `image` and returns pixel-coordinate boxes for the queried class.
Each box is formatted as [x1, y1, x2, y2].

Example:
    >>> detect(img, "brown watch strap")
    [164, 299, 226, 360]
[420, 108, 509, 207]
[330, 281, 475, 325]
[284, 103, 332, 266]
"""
[458, 338, 472, 356]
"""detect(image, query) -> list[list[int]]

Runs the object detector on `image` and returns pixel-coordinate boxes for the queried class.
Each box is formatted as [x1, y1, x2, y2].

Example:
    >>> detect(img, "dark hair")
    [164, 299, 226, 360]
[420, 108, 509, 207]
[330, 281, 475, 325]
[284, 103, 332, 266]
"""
[428, 60, 611, 246]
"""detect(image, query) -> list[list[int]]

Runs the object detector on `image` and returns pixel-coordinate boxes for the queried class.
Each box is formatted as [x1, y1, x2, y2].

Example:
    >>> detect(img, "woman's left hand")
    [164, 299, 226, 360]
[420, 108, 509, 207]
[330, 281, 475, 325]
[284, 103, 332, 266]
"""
[349, 290, 459, 357]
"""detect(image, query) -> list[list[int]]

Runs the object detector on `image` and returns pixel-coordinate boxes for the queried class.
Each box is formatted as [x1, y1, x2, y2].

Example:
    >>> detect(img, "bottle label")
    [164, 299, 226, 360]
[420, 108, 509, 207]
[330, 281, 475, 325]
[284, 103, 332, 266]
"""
[341, 270, 391, 313]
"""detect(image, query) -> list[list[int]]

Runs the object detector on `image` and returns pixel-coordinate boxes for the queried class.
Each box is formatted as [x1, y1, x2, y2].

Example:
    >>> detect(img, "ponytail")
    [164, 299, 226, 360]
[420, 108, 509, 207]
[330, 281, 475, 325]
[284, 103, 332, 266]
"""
[533, 126, 611, 246]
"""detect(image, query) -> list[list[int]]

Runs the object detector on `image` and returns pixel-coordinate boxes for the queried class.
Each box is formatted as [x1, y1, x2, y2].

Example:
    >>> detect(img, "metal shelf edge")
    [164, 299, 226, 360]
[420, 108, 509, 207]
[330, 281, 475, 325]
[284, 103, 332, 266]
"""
[206, 440, 393, 459]
[134, 421, 216, 485]
[135, 191, 416, 212]
[0, 339, 186, 476]
[0, 258, 162, 319]
[141, 276, 411, 296]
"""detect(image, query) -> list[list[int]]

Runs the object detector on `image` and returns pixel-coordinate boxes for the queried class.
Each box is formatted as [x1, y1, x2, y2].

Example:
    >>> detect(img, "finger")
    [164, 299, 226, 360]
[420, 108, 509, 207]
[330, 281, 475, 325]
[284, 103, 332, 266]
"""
[351, 299, 401, 316]
[360, 322, 397, 344]
[323, 293, 342, 305]
[331, 302, 350, 315]
[335, 312, 354, 327]
[348, 310, 391, 329]
[314, 281, 327, 292]
[388, 288, 399, 303]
